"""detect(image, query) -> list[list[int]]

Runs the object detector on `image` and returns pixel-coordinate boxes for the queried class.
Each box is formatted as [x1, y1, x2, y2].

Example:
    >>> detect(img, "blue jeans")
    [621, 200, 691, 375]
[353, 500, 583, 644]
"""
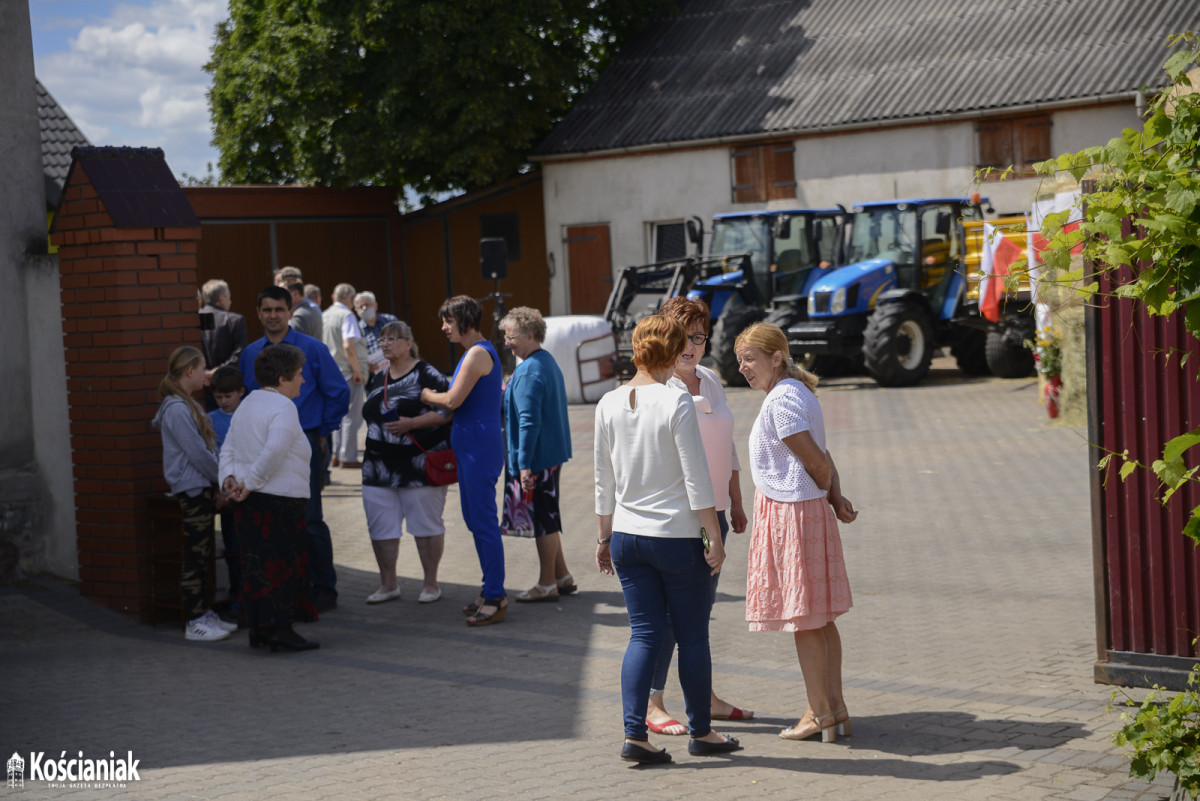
[612, 531, 714, 739]
[651, 510, 728, 695]
[305, 430, 337, 598]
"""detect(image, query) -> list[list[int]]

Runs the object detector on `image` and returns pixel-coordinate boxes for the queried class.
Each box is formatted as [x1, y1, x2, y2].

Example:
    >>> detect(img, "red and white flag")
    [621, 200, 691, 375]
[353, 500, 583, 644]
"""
[1027, 190, 1083, 334]
[979, 223, 1023, 323]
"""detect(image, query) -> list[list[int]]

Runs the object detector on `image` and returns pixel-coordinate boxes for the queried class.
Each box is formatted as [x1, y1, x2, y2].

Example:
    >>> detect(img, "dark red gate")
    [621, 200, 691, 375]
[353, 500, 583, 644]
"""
[1091, 240, 1200, 689]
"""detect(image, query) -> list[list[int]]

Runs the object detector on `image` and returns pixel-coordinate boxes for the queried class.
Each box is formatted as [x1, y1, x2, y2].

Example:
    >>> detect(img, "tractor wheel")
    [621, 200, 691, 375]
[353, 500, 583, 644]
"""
[985, 321, 1035, 378]
[862, 300, 934, 387]
[951, 328, 990, 376]
[763, 304, 815, 364]
[711, 301, 767, 386]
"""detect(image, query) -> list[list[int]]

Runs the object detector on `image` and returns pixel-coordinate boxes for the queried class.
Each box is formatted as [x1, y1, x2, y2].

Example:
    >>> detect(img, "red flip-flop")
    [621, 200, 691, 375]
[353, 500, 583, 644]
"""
[646, 718, 688, 735]
[711, 707, 754, 721]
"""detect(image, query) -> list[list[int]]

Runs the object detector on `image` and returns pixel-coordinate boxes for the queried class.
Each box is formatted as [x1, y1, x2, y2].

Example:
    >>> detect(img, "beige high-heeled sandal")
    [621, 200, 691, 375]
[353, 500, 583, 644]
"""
[780, 712, 837, 742]
[833, 707, 852, 737]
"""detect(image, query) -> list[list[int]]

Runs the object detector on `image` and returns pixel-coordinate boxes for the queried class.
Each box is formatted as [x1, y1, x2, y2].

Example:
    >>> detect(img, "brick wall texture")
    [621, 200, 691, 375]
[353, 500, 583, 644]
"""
[49, 166, 201, 621]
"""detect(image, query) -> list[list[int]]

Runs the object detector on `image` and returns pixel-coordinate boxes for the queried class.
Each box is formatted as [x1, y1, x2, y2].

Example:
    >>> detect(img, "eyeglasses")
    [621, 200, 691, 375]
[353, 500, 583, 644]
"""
[503, 334, 525, 342]
[379, 336, 409, 344]
[687, 334, 708, 346]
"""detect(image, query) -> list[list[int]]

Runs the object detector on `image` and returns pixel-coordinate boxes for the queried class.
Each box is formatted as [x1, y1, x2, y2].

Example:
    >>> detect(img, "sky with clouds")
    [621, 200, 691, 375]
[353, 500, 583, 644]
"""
[29, 0, 228, 182]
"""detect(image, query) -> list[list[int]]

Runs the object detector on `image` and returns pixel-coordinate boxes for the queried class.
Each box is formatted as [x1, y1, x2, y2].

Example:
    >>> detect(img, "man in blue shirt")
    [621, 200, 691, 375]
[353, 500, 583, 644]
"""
[240, 286, 351, 611]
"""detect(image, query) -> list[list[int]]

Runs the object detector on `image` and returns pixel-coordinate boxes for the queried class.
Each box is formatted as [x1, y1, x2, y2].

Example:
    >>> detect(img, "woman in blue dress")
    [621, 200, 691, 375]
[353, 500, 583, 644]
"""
[421, 295, 507, 626]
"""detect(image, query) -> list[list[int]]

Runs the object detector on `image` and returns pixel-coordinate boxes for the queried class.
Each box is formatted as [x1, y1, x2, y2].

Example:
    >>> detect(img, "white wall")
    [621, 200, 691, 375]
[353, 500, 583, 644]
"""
[27, 254, 78, 579]
[542, 148, 731, 314]
[541, 101, 1142, 314]
[793, 122, 977, 208]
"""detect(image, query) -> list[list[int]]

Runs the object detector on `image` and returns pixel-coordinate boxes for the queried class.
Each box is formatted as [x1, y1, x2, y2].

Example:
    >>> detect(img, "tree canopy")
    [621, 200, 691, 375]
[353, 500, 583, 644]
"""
[206, 0, 672, 197]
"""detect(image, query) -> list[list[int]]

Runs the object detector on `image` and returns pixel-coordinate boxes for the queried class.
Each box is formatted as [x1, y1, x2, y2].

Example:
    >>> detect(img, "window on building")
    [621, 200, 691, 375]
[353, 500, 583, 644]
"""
[480, 212, 520, 260]
[730, 141, 796, 204]
[976, 115, 1052, 180]
[652, 221, 688, 261]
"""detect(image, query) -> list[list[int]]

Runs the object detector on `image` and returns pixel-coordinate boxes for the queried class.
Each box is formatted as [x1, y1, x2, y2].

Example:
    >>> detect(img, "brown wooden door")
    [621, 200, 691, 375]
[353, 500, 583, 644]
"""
[564, 224, 612, 315]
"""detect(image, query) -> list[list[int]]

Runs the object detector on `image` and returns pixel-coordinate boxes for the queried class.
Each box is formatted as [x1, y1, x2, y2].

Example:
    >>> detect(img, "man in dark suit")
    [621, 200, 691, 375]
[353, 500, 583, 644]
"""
[199, 279, 248, 410]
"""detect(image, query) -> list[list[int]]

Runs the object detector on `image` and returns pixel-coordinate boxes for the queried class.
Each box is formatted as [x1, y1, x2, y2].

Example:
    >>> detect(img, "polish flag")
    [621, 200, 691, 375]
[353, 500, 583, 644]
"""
[979, 223, 1023, 323]
[1027, 191, 1083, 334]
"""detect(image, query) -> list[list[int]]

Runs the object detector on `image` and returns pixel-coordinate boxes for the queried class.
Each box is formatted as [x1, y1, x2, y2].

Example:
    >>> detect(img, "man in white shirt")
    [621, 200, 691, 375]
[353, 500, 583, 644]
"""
[323, 283, 368, 468]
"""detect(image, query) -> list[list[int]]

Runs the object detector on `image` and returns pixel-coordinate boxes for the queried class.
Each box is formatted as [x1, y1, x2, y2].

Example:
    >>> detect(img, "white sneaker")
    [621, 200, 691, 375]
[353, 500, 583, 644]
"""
[186, 616, 231, 641]
[202, 609, 238, 633]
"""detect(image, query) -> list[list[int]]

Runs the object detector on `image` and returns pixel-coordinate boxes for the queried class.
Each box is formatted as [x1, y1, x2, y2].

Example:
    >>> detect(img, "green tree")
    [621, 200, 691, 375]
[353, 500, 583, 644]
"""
[206, 0, 672, 197]
[1031, 33, 1200, 542]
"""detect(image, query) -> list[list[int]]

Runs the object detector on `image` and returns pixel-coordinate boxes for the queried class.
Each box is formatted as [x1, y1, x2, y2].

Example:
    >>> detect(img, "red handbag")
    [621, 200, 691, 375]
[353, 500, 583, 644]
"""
[407, 434, 458, 486]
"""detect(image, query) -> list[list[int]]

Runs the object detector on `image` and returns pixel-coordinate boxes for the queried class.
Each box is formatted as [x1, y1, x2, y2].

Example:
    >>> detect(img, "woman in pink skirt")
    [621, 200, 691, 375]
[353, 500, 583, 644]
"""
[734, 323, 859, 742]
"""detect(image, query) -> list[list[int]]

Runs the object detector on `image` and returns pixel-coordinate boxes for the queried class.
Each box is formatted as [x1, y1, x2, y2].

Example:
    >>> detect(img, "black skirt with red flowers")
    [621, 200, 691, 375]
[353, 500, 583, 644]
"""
[235, 491, 317, 628]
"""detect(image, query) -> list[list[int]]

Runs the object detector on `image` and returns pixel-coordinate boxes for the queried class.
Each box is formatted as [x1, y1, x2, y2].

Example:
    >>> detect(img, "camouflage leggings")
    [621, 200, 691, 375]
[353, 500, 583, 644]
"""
[178, 488, 215, 620]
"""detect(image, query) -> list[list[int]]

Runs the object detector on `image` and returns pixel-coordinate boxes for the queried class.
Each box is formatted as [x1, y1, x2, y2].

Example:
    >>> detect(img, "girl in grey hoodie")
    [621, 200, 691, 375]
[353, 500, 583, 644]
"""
[152, 346, 235, 642]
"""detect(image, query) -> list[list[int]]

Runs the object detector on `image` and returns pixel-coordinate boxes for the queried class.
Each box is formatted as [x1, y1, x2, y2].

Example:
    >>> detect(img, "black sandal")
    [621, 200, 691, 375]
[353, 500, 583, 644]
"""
[466, 597, 507, 627]
[462, 588, 486, 616]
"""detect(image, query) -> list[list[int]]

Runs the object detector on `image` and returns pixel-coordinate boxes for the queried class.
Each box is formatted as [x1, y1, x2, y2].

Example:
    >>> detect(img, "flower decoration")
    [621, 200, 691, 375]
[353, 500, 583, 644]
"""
[1028, 328, 1063, 378]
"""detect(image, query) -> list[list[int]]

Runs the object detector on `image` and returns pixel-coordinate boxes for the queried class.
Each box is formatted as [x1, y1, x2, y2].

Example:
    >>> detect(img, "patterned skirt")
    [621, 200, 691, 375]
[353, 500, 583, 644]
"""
[235, 492, 317, 628]
[745, 492, 852, 632]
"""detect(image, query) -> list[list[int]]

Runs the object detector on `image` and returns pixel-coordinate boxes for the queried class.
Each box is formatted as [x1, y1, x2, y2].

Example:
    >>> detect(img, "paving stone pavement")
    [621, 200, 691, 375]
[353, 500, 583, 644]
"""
[0, 355, 1179, 801]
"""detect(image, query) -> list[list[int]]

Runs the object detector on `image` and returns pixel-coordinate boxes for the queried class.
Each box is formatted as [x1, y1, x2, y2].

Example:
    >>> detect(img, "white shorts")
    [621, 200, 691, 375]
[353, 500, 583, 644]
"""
[362, 485, 449, 541]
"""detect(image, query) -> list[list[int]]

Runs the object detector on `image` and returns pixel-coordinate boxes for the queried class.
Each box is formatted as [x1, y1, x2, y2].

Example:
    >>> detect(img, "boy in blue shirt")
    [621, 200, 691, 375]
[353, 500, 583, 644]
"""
[209, 365, 244, 612]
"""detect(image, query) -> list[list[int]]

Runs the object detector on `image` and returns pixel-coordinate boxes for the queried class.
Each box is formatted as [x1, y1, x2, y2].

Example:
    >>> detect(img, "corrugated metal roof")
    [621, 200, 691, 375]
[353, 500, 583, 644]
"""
[537, 0, 1200, 157]
[38, 79, 90, 204]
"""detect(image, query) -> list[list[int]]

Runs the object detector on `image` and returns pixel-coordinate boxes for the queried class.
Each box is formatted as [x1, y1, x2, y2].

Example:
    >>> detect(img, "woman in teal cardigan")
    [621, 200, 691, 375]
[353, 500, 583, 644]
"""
[500, 307, 576, 602]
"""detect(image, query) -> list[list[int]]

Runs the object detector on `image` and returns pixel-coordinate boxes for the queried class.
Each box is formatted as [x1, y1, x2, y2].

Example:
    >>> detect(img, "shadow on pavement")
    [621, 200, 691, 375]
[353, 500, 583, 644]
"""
[652, 752, 1022, 780]
[732, 711, 1088, 757]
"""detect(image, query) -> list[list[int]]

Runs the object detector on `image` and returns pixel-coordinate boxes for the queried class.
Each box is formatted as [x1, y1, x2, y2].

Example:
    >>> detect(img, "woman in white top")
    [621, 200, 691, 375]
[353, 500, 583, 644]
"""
[645, 297, 752, 736]
[735, 322, 858, 742]
[220, 343, 319, 653]
[595, 315, 741, 765]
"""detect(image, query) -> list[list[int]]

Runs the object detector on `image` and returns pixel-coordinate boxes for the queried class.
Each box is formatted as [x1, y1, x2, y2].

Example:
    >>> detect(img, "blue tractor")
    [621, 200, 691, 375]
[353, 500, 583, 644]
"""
[686, 208, 845, 385]
[781, 198, 1035, 387]
[605, 208, 845, 381]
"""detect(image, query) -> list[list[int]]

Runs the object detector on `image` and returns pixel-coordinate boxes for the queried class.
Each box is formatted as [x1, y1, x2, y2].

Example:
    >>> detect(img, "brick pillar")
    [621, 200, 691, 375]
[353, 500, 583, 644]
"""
[49, 166, 201, 620]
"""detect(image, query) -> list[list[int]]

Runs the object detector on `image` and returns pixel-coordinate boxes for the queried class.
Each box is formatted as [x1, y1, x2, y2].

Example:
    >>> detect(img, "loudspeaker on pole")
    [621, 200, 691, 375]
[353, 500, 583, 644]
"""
[481, 238, 508, 280]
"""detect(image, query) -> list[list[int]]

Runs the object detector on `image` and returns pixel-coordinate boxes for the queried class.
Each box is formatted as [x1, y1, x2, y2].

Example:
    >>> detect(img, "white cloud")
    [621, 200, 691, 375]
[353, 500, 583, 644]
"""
[36, 0, 228, 180]
[137, 83, 209, 128]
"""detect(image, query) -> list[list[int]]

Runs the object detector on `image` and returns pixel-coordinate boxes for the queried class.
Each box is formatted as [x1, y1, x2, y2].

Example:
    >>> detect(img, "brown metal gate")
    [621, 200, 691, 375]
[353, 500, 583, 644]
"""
[1091, 250, 1200, 689]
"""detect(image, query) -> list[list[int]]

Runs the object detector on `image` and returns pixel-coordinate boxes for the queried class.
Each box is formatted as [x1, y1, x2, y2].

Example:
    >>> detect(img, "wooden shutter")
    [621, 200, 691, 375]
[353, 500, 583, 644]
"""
[766, 143, 797, 201]
[1016, 115, 1052, 174]
[976, 119, 1013, 180]
[731, 147, 764, 204]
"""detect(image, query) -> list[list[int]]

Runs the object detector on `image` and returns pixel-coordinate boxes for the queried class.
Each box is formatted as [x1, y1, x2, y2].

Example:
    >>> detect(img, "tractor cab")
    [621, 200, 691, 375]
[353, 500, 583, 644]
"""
[839, 199, 983, 316]
[696, 209, 844, 317]
[689, 208, 846, 385]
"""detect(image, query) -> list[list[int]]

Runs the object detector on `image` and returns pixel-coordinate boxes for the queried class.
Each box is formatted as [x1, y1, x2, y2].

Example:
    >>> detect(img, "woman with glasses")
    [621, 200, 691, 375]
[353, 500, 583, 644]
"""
[643, 297, 754, 736]
[360, 320, 453, 605]
[498, 307, 577, 602]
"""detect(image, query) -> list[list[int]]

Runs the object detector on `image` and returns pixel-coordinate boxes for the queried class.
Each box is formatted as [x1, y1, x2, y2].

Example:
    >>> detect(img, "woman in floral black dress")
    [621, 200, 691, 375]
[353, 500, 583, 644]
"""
[361, 321, 453, 604]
